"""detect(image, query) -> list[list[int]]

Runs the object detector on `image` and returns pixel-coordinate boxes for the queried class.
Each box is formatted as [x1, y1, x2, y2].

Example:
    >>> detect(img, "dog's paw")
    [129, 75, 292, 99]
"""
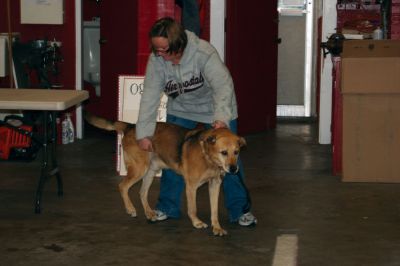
[213, 227, 227, 236]
[145, 210, 157, 221]
[127, 209, 137, 218]
[193, 221, 208, 229]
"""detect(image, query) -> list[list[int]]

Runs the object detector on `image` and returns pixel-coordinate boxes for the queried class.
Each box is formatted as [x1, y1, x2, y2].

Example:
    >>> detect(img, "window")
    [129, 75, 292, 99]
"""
[278, 0, 306, 16]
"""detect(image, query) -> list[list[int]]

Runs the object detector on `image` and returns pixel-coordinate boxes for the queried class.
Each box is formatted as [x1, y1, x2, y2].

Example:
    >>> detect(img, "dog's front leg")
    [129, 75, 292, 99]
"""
[186, 182, 208, 229]
[209, 176, 227, 236]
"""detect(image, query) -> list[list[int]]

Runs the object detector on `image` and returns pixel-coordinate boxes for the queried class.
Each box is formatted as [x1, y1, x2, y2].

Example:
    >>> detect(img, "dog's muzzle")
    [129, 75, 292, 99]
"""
[228, 165, 238, 174]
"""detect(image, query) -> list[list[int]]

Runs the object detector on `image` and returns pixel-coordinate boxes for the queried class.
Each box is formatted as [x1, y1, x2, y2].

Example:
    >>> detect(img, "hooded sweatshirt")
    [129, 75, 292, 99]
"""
[136, 30, 238, 140]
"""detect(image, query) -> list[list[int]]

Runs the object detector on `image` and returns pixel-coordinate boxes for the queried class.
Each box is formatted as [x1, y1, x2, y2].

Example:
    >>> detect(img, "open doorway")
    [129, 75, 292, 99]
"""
[277, 0, 315, 117]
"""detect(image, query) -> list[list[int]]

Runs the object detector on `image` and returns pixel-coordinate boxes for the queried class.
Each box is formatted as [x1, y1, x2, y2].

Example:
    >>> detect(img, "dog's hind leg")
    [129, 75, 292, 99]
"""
[119, 163, 147, 217]
[186, 181, 208, 229]
[209, 176, 227, 236]
[139, 167, 159, 221]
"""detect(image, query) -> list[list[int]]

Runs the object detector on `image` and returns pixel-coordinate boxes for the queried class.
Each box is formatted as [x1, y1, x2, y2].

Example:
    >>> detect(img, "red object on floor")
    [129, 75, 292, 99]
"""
[0, 125, 33, 160]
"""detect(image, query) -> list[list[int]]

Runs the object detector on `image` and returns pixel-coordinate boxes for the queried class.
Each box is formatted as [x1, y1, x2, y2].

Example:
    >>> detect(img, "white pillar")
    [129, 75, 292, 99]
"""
[75, 0, 83, 139]
[210, 0, 225, 61]
[319, 0, 336, 144]
[304, 0, 314, 117]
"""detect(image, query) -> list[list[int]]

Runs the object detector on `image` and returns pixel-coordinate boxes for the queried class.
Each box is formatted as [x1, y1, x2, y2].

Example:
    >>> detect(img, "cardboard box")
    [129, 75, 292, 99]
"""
[341, 40, 400, 182]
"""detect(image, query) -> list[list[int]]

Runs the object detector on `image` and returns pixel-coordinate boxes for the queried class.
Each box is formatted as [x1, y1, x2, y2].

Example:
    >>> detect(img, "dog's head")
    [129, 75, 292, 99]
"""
[200, 128, 246, 174]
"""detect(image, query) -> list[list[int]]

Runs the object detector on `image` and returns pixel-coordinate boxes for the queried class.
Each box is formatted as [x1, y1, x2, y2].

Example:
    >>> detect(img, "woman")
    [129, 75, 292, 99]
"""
[136, 17, 257, 226]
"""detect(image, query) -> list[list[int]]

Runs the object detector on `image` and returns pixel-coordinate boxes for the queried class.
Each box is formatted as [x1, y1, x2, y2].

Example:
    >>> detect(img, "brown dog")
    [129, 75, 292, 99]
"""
[85, 113, 246, 236]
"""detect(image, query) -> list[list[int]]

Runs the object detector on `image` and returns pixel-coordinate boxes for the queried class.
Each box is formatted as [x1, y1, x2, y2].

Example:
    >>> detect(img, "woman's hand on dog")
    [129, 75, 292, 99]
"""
[212, 120, 227, 129]
[137, 137, 153, 152]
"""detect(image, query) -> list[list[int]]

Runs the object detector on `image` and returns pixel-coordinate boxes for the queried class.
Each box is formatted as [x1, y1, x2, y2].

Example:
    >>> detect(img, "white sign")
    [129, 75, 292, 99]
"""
[118, 75, 167, 123]
[20, 0, 64, 25]
[117, 75, 168, 175]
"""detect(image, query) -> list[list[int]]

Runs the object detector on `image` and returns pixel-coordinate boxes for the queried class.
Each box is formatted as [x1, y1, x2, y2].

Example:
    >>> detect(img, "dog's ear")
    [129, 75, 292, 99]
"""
[238, 137, 246, 148]
[185, 128, 203, 139]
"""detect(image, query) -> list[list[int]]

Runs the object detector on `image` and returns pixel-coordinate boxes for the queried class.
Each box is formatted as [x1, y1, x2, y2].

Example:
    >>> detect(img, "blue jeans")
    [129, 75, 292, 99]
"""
[155, 115, 251, 222]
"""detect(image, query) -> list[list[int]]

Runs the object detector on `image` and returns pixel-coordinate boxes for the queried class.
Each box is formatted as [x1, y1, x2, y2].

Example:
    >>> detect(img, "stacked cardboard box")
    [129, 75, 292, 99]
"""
[341, 40, 400, 182]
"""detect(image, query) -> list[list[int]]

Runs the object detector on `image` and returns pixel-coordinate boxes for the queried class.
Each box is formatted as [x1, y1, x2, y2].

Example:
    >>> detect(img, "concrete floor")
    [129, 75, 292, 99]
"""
[1, 120, 400, 266]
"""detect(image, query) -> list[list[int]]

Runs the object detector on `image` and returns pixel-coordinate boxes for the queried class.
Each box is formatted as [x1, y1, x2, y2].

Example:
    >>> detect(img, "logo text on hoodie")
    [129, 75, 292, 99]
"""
[164, 73, 204, 99]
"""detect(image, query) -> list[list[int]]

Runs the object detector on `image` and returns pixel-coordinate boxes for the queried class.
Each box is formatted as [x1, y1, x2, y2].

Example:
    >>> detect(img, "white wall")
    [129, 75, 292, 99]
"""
[75, 0, 83, 139]
[210, 0, 225, 61]
[319, 0, 337, 144]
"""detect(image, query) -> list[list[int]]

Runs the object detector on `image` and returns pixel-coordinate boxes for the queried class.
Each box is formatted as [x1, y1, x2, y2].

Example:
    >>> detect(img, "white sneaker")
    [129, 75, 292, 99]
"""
[154, 210, 168, 221]
[238, 212, 257, 226]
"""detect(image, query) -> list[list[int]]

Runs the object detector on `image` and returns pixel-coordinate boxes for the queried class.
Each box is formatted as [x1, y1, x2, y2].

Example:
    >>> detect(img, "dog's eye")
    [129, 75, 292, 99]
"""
[221, 150, 228, 156]
[234, 150, 239, 155]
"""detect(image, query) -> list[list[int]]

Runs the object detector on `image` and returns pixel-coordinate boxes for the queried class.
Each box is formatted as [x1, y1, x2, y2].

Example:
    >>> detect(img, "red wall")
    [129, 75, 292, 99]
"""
[1, 0, 210, 121]
[226, 0, 278, 134]
[82, 0, 209, 120]
[0, 0, 76, 89]
[83, 0, 100, 21]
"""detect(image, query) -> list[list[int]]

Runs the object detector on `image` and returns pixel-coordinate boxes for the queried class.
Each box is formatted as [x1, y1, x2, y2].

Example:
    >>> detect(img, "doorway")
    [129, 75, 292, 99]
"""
[277, 0, 315, 118]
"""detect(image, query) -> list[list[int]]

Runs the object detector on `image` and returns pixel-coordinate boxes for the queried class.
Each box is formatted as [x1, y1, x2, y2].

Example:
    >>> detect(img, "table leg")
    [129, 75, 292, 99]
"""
[34, 111, 63, 214]
[51, 111, 63, 197]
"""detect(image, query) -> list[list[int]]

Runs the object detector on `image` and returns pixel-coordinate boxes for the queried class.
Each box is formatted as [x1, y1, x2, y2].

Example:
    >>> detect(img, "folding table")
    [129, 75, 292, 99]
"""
[0, 89, 88, 213]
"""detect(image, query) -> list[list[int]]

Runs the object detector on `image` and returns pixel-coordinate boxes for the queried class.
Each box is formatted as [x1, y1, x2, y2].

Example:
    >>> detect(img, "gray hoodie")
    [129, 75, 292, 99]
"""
[136, 30, 238, 140]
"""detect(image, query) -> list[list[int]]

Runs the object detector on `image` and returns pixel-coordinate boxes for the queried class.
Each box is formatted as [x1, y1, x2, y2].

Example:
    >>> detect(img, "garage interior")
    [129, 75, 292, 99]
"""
[2, 0, 400, 265]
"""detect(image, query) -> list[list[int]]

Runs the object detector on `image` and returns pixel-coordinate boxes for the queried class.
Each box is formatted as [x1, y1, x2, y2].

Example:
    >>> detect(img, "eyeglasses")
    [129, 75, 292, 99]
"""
[154, 46, 170, 56]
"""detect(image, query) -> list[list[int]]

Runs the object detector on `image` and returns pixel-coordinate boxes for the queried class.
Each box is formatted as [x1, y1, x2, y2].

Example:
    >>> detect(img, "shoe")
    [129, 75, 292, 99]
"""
[238, 212, 257, 226]
[154, 210, 168, 221]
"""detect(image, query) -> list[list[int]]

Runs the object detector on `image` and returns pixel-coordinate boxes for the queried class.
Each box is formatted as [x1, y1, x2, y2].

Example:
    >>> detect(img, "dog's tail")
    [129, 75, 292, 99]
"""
[84, 111, 128, 133]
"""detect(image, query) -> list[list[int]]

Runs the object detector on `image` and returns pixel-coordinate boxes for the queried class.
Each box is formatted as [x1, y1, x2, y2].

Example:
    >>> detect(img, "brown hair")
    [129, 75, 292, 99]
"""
[149, 17, 188, 55]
